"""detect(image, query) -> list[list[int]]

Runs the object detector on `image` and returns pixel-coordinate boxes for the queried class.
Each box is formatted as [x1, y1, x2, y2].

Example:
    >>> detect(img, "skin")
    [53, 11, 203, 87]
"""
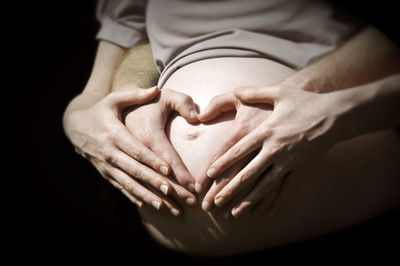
[194, 26, 400, 217]
[64, 25, 400, 219]
[63, 41, 197, 214]
[199, 76, 400, 217]
[132, 57, 400, 255]
[63, 24, 400, 255]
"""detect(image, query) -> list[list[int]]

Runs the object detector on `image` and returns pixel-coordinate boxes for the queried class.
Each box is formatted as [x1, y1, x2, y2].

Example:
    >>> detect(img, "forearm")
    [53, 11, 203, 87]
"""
[64, 41, 127, 117]
[331, 73, 400, 141]
[282, 26, 400, 92]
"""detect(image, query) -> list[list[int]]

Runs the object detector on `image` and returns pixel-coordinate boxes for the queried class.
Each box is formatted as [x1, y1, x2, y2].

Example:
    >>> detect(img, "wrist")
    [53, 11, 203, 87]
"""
[63, 91, 104, 124]
[281, 68, 333, 93]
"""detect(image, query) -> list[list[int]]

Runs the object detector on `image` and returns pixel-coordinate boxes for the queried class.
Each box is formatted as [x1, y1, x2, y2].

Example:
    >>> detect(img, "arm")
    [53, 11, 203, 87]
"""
[63, 41, 172, 208]
[197, 25, 400, 214]
[332, 74, 400, 141]
[63, 40, 197, 214]
[114, 43, 199, 207]
[63, 41, 127, 118]
[282, 26, 400, 92]
[202, 73, 400, 217]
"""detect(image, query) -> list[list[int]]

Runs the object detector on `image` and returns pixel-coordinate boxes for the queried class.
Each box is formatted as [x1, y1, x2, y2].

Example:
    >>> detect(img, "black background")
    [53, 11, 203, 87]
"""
[4, 1, 400, 264]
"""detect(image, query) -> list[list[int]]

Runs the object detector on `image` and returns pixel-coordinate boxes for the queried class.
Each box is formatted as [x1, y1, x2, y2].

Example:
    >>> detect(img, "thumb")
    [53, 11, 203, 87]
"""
[233, 86, 279, 104]
[198, 92, 239, 122]
[162, 88, 199, 123]
[107, 87, 159, 108]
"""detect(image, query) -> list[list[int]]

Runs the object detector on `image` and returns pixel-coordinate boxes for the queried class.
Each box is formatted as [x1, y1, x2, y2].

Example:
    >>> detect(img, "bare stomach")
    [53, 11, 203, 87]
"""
[135, 57, 400, 256]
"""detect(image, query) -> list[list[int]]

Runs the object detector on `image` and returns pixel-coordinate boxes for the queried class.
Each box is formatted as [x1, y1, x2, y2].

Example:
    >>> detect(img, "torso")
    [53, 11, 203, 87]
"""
[136, 57, 400, 256]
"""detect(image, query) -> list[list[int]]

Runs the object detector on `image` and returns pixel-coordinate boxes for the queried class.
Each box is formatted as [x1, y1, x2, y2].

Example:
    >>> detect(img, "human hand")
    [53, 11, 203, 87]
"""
[195, 91, 273, 212]
[64, 87, 195, 215]
[124, 88, 200, 214]
[200, 85, 338, 217]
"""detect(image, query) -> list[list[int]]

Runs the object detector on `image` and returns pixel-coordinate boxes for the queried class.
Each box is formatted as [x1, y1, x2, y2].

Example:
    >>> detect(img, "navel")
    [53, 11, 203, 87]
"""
[185, 127, 202, 141]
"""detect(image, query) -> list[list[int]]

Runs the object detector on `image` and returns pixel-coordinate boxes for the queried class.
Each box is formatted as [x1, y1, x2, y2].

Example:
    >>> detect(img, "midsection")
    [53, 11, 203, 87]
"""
[163, 57, 295, 179]
[138, 57, 295, 255]
[136, 57, 400, 256]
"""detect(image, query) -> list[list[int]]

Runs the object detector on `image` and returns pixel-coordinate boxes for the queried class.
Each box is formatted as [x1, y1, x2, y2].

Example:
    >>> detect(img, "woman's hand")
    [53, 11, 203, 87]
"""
[64, 87, 197, 215]
[195, 92, 273, 212]
[200, 85, 338, 217]
[124, 88, 200, 213]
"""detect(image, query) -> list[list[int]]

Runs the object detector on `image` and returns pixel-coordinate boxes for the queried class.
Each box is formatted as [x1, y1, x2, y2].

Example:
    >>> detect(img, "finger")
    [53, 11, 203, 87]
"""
[206, 127, 267, 179]
[231, 165, 284, 218]
[162, 88, 199, 123]
[168, 178, 197, 206]
[114, 125, 171, 177]
[149, 130, 197, 194]
[142, 182, 183, 216]
[105, 148, 172, 196]
[201, 166, 239, 212]
[108, 178, 144, 208]
[107, 87, 159, 108]
[197, 92, 239, 122]
[233, 86, 279, 104]
[213, 151, 273, 208]
[107, 166, 164, 211]
[195, 122, 251, 193]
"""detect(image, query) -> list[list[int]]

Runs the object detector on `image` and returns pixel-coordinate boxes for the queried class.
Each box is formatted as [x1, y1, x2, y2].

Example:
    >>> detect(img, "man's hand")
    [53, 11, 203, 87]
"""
[195, 91, 272, 212]
[199, 85, 338, 217]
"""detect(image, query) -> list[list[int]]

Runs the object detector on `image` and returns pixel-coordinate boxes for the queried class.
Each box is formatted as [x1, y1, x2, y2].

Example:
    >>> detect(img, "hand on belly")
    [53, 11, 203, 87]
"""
[166, 90, 273, 215]
[157, 57, 294, 215]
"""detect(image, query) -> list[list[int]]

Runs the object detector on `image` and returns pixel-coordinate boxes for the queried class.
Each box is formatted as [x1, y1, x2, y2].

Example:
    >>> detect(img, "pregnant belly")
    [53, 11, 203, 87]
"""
[137, 57, 296, 256]
[135, 57, 400, 257]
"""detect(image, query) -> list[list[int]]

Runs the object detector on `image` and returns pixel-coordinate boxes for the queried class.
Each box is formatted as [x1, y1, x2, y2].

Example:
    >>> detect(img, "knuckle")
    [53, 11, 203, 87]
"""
[100, 147, 114, 163]
[105, 130, 119, 142]
[160, 151, 173, 163]
[259, 124, 274, 136]
[210, 95, 222, 104]
[125, 183, 138, 195]
[180, 94, 193, 104]
[128, 166, 142, 179]
[117, 184, 124, 192]
[130, 148, 142, 161]
[232, 145, 241, 156]
[237, 172, 250, 185]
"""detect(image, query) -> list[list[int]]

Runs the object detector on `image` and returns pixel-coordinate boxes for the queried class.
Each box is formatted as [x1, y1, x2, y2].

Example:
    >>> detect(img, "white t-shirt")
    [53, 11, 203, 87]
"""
[96, 0, 364, 88]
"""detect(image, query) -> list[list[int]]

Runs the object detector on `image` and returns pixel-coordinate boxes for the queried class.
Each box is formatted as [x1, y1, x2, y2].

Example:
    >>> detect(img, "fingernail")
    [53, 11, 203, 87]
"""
[214, 196, 224, 207]
[136, 201, 143, 208]
[207, 168, 216, 178]
[170, 208, 180, 216]
[195, 182, 202, 193]
[190, 110, 198, 119]
[201, 201, 210, 211]
[187, 183, 196, 192]
[152, 201, 161, 210]
[186, 197, 196, 206]
[231, 207, 242, 217]
[160, 165, 169, 175]
[160, 184, 169, 195]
